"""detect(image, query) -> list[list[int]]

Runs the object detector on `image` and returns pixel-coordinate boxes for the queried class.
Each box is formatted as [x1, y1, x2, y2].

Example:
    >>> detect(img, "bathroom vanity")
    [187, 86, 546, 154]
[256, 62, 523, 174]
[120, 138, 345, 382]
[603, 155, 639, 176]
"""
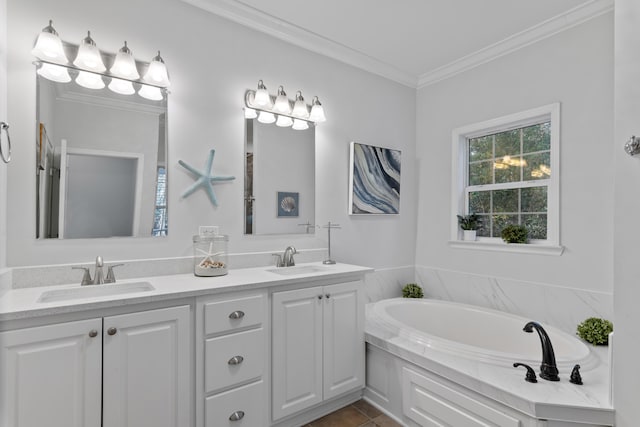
[0, 262, 371, 427]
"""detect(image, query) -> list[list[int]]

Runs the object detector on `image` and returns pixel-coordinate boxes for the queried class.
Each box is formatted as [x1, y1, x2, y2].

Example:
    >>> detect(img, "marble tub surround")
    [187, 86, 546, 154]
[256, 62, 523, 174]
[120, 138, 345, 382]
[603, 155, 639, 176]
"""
[416, 265, 613, 335]
[362, 265, 414, 303]
[365, 305, 614, 426]
[0, 262, 371, 322]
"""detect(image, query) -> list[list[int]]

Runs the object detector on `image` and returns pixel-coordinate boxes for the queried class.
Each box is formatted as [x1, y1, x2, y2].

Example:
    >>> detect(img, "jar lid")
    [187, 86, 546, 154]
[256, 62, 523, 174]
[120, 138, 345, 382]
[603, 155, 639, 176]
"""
[193, 234, 228, 243]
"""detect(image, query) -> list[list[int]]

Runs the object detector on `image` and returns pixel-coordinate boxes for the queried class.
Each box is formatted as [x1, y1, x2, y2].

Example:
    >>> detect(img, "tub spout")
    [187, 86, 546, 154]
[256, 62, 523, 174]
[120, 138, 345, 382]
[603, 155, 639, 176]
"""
[523, 321, 559, 381]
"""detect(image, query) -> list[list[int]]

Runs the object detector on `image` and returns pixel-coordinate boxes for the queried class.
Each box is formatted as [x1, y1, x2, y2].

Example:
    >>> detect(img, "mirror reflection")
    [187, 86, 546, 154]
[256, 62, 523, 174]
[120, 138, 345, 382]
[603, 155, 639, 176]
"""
[244, 119, 315, 235]
[36, 69, 168, 239]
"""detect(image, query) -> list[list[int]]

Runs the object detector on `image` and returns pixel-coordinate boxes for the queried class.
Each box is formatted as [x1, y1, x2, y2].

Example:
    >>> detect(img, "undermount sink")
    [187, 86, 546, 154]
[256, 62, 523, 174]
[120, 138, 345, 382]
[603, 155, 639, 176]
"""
[38, 282, 155, 303]
[266, 265, 328, 276]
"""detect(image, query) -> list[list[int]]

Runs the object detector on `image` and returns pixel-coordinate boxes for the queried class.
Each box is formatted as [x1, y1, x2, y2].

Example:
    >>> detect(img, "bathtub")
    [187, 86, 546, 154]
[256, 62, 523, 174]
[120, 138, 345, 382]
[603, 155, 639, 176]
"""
[367, 298, 597, 370]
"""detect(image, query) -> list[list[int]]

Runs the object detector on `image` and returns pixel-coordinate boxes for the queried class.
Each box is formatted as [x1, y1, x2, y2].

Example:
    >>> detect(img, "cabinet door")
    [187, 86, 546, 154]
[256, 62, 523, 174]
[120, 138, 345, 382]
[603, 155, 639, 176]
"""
[0, 318, 102, 427]
[102, 305, 190, 427]
[323, 281, 364, 400]
[272, 286, 323, 420]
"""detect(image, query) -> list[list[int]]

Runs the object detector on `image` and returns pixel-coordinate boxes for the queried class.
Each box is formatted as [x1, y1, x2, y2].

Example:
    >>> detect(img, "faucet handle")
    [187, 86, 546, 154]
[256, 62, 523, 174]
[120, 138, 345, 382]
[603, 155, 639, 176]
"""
[72, 267, 93, 286]
[105, 264, 124, 283]
[271, 254, 284, 267]
[513, 363, 538, 383]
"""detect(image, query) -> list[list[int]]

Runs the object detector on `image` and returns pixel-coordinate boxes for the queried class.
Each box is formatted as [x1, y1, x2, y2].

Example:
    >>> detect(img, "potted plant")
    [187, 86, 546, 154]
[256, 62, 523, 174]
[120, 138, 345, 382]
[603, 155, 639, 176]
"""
[402, 283, 424, 298]
[457, 214, 482, 241]
[501, 224, 528, 243]
[576, 317, 613, 345]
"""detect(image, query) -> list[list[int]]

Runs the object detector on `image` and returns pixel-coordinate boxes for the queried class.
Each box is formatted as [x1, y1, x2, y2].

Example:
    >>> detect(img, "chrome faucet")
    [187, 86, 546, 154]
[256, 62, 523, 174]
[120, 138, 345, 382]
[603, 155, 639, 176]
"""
[93, 256, 105, 285]
[72, 256, 124, 285]
[282, 246, 297, 267]
[523, 321, 559, 381]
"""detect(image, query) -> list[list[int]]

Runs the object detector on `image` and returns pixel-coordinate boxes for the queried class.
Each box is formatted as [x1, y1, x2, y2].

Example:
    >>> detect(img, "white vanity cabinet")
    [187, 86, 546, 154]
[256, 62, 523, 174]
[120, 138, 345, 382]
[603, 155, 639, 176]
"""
[271, 280, 364, 421]
[0, 305, 191, 427]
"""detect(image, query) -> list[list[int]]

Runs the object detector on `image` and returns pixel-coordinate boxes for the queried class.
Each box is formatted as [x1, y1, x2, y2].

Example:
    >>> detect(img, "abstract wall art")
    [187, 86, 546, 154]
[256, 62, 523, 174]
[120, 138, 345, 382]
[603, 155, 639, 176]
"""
[349, 142, 401, 215]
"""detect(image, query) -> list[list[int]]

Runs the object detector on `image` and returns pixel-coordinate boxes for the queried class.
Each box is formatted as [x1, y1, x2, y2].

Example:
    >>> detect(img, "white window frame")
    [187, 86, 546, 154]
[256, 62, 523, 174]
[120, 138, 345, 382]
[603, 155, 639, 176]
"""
[450, 103, 563, 255]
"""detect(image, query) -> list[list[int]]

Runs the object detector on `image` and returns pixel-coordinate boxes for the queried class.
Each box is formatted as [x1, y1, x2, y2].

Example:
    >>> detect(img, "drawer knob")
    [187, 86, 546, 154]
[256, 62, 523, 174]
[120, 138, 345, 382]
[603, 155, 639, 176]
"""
[88, 329, 98, 338]
[317, 295, 323, 300]
[229, 410, 245, 421]
[107, 327, 117, 336]
[228, 355, 244, 365]
[325, 293, 331, 299]
[229, 310, 245, 320]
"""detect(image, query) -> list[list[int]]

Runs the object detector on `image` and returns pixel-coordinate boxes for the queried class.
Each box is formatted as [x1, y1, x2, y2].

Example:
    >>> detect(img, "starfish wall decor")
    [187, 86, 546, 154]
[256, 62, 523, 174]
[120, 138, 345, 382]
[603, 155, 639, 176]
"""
[178, 149, 235, 206]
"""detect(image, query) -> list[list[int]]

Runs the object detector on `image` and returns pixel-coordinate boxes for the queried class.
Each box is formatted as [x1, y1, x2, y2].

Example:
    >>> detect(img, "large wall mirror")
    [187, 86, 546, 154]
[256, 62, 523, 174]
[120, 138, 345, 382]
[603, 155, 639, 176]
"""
[244, 119, 315, 235]
[36, 69, 168, 239]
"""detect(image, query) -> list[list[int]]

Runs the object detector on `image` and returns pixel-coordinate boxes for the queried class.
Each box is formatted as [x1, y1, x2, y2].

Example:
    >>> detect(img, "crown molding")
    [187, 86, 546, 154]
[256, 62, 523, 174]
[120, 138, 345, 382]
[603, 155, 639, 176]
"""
[180, 0, 418, 88]
[417, 0, 614, 88]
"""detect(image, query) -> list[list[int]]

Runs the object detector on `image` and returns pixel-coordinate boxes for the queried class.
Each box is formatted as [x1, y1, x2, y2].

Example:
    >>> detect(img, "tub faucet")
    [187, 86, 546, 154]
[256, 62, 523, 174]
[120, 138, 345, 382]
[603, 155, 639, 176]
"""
[283, 246, 297, 267]
[523, 321, 559, 381]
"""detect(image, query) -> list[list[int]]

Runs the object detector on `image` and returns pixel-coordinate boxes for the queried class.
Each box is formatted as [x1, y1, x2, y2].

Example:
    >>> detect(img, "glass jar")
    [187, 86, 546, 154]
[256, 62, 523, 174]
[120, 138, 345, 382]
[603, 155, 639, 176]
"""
[192, 235, 228, 276]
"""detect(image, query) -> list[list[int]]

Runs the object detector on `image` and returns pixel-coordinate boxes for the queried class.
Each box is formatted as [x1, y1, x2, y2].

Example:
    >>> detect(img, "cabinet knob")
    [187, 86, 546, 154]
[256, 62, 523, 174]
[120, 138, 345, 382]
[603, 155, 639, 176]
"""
[229, 310, 245, 320]
[228, 355, 244, 365]
[325, 293, 331, 299]
[88, 329, 98, 338]
[229, 410, 245, 421]
[107, 327, 117, 336]
[317, 295, 323, 300]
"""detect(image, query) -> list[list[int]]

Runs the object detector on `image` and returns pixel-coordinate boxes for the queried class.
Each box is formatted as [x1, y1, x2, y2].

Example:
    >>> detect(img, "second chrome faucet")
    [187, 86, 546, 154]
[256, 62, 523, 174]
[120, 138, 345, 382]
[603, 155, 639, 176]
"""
[273, 246, 297, 267]
[73, 256, 124, 285]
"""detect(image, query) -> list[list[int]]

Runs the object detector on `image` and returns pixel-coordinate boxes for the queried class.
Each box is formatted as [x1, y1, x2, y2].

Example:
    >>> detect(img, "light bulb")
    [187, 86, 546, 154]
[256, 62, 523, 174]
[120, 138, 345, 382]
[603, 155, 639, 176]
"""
[138, 85, 163, 101]
[143, 51, 170, 87]
[73, 31, 106, 72]
[292, 91, 309, 118]
[244, 108, 258, 119]
[274, 86, 291, 114]
[31, 20, 68, 64]
[110, 41, 140, 79]
[37, 63, 71, 83]
[254, 80, 270, 106]
[257, 111, 276, 124]
[292, 119, 309, 130]
[309, 96, 326, 123]
[276, 115, 293, 127]
[75, 71, 105, 89]
[108, 77, 135, 95]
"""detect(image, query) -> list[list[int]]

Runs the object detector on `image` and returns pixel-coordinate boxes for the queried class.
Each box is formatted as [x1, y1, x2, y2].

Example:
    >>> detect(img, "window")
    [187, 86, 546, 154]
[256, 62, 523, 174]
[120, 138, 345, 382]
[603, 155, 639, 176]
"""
[451, 104, 561, 252]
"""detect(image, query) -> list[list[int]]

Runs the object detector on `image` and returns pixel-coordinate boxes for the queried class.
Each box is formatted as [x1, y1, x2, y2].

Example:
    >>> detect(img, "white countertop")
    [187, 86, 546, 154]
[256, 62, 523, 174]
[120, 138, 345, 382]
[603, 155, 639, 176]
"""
[0, 262, 372, 322]
[365, 308, 614, 425]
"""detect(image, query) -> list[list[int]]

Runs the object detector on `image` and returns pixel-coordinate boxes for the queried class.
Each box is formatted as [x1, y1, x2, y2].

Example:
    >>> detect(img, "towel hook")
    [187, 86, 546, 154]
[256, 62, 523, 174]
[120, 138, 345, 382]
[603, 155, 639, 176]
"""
[0, 122, 11, 163]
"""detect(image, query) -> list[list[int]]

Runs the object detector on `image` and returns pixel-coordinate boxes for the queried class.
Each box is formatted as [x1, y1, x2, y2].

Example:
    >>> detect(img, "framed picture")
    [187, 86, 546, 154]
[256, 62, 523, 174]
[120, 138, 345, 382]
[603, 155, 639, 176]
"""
[277, 191, 299, 217]
[349, 141, 401, 215]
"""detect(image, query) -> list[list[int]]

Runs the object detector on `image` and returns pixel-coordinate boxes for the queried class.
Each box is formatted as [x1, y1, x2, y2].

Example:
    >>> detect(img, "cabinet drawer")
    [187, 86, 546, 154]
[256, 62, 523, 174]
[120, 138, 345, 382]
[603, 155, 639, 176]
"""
[204, 294, 264, 335]
[205, 380, 265, 427]
[402, 367, 520, 427]
[205, 328, 264, 393]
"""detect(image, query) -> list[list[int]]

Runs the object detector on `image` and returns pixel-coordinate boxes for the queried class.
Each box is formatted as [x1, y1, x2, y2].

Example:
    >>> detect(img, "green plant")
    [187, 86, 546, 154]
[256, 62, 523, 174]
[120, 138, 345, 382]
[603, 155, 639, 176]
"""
[501, 224, 528, 243]
[457, 214, 482, 231]
[576, 317, 613, 345]
[402, 283, 424, 298]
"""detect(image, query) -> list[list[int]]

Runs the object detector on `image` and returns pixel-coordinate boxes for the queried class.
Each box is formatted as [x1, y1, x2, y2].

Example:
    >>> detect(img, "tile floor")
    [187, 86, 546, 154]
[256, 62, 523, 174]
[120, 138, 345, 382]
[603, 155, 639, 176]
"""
[303, 399, 402, 427]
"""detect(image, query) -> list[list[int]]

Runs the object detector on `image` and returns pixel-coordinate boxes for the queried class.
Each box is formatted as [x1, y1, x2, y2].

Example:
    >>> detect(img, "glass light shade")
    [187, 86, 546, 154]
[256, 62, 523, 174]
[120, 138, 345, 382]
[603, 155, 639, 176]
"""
[276, 115, 293, 127]
[254, 80, 270, 106]
[292, 119, 309, 130]
[31, 21, 68, 64]
[244, 108, 258, 119]
[138, 84, 163, 101]
[73, 32, 106, 72]
[257, 111, 276, 124]
[274, 86, 291, 114]
[309, 96, 326, 123]
[108, 77, 135, 95]
[37, 63, 71, 83]
[143, 51, 170, 87]
[75, 71, 105, 89]
[292, 92, 309, 118]
[110, 41, 140, 79]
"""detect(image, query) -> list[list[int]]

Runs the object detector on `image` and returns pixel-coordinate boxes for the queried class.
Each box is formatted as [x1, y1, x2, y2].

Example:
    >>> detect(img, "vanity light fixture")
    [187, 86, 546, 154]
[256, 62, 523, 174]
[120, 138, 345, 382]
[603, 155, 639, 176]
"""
[143, 51, 170, 88]
[73, 31, 106, 72]
[108, 77, 135, 95]
[36, 63, 71, 83]
[245, 80, 326, 129]
[138, 85, 164, 101]
[75, 71, 105, 89]
[110, 41, 140, 80]
[31, 20, 69, 64]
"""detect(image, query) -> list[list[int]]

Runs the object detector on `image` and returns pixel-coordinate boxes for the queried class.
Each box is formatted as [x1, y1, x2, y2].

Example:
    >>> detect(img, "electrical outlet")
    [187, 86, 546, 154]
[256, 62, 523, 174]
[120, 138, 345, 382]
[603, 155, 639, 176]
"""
[199, 225, 219, 237]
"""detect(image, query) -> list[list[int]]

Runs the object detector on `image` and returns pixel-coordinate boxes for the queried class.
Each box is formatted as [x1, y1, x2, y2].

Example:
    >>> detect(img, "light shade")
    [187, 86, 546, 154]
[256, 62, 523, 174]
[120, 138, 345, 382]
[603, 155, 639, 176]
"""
[31, 20, 68, 64]
[75, 71, 105, 89]
[244, 108, 258, 119]
[254, 80, 270, 107]
[276, 115, 293, 127]
[274, 86, 291, 114]
[292, 119, 309, 130]
[108, 77, 135, 95]
[292, 91, 309, 118]
[309, 96, 326, 123]
[37, 63, 71, 83]
[110, 41, 140, 80]
[73, 31, 106, 72]
[138, 84, 164, 101]
[143, 51, 170, 87]
[257, 111, 276, 124]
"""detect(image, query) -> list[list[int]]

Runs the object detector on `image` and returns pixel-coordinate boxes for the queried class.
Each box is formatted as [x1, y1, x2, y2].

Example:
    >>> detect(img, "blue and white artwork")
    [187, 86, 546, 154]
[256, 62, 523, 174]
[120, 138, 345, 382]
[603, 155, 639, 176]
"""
[349, 142, 401, 215]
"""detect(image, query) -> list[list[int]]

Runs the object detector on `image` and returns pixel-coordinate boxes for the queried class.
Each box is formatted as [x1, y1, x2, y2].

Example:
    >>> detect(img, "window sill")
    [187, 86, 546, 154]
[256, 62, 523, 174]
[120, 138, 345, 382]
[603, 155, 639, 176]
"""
[448, 240, 564, 256]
